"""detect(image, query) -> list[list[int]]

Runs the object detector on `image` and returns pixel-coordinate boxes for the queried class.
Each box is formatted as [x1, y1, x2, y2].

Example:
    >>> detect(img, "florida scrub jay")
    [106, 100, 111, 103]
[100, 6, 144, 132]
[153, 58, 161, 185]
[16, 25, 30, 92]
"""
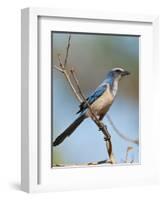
[53, 67, 130, 146]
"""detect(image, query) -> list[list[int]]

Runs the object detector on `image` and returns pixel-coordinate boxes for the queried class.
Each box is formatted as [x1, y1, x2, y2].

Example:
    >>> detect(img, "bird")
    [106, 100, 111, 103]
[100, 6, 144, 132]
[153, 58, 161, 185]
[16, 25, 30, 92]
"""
[53, 67, 130, 146]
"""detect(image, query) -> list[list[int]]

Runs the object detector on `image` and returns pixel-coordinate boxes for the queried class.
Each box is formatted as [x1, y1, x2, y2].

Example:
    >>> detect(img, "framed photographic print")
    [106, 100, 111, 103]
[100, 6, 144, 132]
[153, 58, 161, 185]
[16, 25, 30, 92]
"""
[21, 8, 159, 192]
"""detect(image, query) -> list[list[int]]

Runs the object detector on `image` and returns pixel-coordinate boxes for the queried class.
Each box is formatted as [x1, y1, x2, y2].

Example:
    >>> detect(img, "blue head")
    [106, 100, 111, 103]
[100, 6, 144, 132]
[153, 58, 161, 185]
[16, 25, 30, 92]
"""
[105, 67, 130, 85]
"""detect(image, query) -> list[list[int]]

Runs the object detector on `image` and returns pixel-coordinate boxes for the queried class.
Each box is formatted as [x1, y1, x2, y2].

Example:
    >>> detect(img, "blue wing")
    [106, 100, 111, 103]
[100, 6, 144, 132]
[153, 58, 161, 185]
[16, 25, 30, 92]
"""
[76, 84, 107, 114]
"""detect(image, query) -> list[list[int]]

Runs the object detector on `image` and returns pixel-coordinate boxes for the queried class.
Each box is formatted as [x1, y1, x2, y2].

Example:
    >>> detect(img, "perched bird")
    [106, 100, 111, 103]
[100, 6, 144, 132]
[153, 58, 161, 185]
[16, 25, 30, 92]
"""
[53, 67, 130, 146]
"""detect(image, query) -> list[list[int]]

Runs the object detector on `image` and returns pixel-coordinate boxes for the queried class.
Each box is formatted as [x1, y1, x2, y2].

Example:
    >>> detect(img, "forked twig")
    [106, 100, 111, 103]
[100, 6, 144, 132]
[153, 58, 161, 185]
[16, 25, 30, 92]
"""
[56, 54, 83, 103]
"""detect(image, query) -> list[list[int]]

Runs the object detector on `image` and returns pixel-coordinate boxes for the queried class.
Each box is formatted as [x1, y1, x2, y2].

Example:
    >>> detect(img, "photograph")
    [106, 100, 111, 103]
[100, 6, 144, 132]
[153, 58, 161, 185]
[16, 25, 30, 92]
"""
[52, 32, 139, 167]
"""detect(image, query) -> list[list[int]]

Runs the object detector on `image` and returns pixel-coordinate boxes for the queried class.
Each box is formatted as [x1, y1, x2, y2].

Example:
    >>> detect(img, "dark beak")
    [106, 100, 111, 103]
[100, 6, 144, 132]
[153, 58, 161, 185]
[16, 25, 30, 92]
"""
[122, 70, 130, 76]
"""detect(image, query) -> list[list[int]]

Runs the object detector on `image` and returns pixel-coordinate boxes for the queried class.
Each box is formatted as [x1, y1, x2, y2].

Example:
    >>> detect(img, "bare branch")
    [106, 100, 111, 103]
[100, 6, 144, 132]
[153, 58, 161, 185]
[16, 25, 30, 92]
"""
[64, 35, 71, 67]
[53, 38, 83, 102]
[107, 114, 139, 145]
[53, 64, 83, 102]
[64, 70, 83, 102]
[53, 34, 116, 164]
[57, 54, 64, 69]
[53, 65, 64, 72]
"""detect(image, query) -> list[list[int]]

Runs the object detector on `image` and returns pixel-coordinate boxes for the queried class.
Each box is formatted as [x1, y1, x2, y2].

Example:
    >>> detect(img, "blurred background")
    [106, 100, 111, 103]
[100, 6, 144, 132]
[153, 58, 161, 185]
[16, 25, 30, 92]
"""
[52, 32, 139, 166]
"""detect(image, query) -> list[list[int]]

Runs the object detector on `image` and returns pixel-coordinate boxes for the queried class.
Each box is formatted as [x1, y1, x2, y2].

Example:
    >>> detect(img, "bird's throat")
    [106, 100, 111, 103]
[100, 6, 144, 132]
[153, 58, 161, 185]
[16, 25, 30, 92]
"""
[111, 79, 119, 97]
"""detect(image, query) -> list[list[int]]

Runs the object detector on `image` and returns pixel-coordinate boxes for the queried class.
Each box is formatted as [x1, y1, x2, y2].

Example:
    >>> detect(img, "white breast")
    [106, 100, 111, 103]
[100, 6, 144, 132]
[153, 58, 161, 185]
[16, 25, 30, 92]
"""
[112, 79, 119, 97]
[89, 84, 114, 117]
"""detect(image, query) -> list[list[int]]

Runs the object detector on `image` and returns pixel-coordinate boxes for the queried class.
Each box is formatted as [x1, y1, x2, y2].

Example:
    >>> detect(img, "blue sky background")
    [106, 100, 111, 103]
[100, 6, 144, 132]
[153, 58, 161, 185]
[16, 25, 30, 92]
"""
[52, 33, 139, 166]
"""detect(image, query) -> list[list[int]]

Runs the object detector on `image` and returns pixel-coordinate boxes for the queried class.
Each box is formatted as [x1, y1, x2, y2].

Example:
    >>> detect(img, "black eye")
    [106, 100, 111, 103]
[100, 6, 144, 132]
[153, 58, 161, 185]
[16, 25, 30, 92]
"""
[115, 69, 121, 73]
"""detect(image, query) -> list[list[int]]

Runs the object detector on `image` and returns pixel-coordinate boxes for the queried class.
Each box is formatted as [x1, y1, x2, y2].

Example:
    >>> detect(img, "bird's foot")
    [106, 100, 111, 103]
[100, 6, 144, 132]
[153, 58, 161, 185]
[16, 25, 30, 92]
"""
[104, 136, 110, 141]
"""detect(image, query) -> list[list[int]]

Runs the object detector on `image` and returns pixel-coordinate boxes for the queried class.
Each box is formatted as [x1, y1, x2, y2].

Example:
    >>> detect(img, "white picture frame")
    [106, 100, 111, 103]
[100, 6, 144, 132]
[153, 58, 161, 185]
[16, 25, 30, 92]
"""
[21, 7, 159, 193]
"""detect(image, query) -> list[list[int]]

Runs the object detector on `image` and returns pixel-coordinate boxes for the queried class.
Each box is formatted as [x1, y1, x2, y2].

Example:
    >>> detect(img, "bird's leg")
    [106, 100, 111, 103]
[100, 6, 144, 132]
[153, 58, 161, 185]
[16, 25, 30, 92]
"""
[97, 115, 106, 131]
[98, 121, 107, 131]
[98, 121, 111, 140]
[88, 111, 111, 140]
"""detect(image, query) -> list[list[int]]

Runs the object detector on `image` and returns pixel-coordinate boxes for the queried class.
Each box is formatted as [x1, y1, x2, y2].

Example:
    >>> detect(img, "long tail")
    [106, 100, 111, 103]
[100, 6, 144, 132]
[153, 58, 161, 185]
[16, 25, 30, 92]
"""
[53, 114, 86, 146]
